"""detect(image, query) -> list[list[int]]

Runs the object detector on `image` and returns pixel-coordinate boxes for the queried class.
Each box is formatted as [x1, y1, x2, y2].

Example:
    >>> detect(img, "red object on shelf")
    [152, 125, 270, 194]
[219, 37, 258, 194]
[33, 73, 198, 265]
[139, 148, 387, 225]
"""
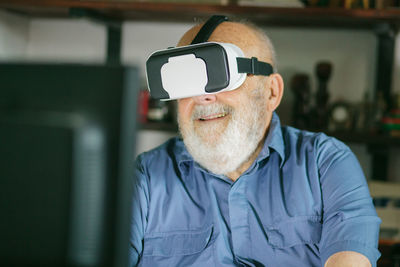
[138, 90, 150, 123]
[382, 117, 400, 125]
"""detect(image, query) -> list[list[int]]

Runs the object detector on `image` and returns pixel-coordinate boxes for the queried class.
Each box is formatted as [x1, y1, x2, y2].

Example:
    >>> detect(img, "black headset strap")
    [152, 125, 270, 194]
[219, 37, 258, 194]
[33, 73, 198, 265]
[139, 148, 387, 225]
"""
[191, 15, 228, 44]
[237, 57, 274, 76]
[191, 15, 273, 76]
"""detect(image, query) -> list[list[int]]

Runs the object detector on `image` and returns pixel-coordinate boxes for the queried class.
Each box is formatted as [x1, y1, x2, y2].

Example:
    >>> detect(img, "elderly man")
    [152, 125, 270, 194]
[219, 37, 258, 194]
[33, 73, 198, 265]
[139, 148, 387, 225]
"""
[130, 16, 380, 267]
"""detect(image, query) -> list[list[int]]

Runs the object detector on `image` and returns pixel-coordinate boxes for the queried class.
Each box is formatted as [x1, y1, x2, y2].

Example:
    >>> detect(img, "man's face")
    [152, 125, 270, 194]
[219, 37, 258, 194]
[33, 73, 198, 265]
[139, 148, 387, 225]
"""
[178, 75, 267, 145]
[177, 75, 271, 175]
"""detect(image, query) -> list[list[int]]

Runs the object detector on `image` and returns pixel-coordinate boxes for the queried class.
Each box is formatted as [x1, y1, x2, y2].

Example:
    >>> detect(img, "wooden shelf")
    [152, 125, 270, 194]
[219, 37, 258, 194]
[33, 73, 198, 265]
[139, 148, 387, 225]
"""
[1, 1, 400, 29]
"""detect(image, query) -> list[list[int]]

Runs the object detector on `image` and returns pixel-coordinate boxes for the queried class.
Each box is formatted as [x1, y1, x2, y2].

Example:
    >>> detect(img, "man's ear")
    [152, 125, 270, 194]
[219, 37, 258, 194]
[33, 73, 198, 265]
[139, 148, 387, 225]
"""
[266, 73, 284, 112]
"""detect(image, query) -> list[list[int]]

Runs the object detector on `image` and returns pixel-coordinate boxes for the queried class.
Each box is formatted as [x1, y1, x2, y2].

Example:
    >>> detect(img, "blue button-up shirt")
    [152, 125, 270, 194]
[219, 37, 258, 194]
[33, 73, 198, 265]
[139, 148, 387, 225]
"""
[130, 113, 381, 267]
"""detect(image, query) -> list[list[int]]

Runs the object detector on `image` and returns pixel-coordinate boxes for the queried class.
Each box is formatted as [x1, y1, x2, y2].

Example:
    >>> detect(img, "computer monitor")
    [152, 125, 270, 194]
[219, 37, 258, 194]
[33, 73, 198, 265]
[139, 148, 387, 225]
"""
[0, 63, 138, 267]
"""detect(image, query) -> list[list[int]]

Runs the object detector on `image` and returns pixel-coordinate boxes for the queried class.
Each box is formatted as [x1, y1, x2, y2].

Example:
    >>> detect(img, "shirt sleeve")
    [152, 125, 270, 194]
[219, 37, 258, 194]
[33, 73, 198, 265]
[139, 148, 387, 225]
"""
[316, 137, 381, 267]
[129, 155, 150, 267]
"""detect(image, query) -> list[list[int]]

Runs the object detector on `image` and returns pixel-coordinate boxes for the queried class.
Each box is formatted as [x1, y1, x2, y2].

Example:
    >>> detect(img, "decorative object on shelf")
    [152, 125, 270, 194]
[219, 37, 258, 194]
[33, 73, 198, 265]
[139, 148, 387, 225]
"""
[328, 0, 345, 7]
[344, 0, 370, 9]
[167, 100, 178, 125]
[390, 92, 400, 110]
[291, 73, 312, 129]
[312, 61, 332, 130]
[375, 0, 400, 9]
[381, 113, 400, 136]
[138, 89, 150, 123]
[306, 0, 344, 7]
[303, 0, 400, 8]
[146, 97, 177, 123]
[135, 0, 229, 4]
[237, 0, 305, 7]
[328, 100, 354, 131]
[354, 91, 370, 131]
[381, 93, 400, 137]
[147, 97, 170, 122]
[369, 90, 388, 133]
[369, 181, 400, 241]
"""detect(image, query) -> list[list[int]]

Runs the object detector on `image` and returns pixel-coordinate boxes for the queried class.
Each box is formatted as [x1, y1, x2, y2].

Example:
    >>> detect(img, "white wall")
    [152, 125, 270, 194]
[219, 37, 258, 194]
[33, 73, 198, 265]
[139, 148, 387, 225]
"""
[0, 10, 29, 60]
[26, 18, 107, 63]
[1, 11, 399, 180]
[122, 21, 194, 81]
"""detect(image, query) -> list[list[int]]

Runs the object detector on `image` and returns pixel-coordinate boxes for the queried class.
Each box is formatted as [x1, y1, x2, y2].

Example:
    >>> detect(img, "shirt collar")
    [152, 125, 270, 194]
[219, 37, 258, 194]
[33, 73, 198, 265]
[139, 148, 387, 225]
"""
[256, 112, 285, 167]
[174, 136, 192, 162]
[175, 112, 286, 172]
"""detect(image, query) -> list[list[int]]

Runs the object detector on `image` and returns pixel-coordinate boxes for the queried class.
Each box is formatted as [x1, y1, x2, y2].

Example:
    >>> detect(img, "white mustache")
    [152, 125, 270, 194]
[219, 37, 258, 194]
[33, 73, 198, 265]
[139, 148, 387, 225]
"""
[191, 103, 233, 120]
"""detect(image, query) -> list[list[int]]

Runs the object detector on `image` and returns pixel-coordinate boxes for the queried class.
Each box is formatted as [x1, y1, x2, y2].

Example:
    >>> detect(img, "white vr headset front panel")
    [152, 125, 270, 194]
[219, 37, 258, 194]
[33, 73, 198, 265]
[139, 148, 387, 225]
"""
[146, 42, 248, 101]
[160, 54, 208, 100]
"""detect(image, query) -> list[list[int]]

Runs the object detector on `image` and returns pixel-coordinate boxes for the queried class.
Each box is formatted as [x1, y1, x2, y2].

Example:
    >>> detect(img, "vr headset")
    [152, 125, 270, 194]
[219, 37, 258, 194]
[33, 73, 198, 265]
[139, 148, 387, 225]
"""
[146, 15, 274, 101]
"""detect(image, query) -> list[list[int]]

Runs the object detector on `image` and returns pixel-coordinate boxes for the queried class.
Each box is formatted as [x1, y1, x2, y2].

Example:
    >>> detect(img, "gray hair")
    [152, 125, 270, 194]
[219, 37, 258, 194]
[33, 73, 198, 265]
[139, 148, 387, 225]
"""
[192, 17, 279, 73]
[239, 20, 278, 73]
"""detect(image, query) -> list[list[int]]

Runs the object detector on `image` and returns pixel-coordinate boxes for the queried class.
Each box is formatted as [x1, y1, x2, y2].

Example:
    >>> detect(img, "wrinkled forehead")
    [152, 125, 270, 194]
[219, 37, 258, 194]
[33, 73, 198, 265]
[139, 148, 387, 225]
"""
[178, 22, 270, 63]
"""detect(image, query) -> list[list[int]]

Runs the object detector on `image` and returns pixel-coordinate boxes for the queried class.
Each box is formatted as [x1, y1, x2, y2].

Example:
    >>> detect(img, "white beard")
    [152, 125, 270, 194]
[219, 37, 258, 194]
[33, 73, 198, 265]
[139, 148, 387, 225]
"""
[179, 88, 267, 175]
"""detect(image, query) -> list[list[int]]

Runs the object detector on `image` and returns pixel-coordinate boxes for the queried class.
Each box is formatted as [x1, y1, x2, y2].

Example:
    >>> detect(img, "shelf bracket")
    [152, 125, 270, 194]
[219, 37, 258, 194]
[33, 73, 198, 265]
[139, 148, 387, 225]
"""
[368, 144, 389, 181]
[106, 24, 121, 66]
[69, 8, 122, 66]
[374, 23, 396, 109]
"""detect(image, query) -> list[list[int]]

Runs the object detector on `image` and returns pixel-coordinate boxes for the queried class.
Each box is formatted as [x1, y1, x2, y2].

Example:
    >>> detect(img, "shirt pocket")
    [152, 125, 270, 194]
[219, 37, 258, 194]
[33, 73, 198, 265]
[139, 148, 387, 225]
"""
[142, 225, 214, 257]
[265, 216, 322, 248]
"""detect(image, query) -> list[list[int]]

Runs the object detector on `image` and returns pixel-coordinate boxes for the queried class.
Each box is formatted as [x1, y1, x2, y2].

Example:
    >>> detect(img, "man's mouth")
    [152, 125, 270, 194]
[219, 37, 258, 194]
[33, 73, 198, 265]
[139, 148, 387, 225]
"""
[198, 112, 228, 121]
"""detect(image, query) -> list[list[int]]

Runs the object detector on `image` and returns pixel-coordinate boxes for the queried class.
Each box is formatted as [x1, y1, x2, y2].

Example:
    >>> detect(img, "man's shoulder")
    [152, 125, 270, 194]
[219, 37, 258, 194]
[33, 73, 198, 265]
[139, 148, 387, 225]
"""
[135, 136, 188, 172]
[134, 137, 193, 193]
[281, 126, 351, 160]
[137, 136, 183, 161]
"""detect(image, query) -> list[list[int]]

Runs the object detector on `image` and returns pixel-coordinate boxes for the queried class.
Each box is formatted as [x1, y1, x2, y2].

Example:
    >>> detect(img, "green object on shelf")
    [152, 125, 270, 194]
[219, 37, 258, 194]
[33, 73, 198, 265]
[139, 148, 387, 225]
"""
[382, 123, 400, 131]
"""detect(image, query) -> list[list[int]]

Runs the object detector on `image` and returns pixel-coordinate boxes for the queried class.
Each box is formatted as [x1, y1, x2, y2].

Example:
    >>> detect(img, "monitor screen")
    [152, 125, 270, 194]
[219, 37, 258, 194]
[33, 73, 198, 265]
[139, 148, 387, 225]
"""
[0, 63, 138, 267]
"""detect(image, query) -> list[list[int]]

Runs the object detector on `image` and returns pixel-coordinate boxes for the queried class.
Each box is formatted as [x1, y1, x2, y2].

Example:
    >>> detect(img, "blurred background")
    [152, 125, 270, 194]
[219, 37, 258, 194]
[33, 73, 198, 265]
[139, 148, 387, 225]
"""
[1, 0, 400, 266]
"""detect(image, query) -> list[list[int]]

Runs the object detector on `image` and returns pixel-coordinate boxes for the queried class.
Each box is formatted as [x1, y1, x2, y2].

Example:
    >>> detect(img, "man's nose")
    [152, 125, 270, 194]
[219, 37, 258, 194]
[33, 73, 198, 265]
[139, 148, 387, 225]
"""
[192, 94, 217, 105]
